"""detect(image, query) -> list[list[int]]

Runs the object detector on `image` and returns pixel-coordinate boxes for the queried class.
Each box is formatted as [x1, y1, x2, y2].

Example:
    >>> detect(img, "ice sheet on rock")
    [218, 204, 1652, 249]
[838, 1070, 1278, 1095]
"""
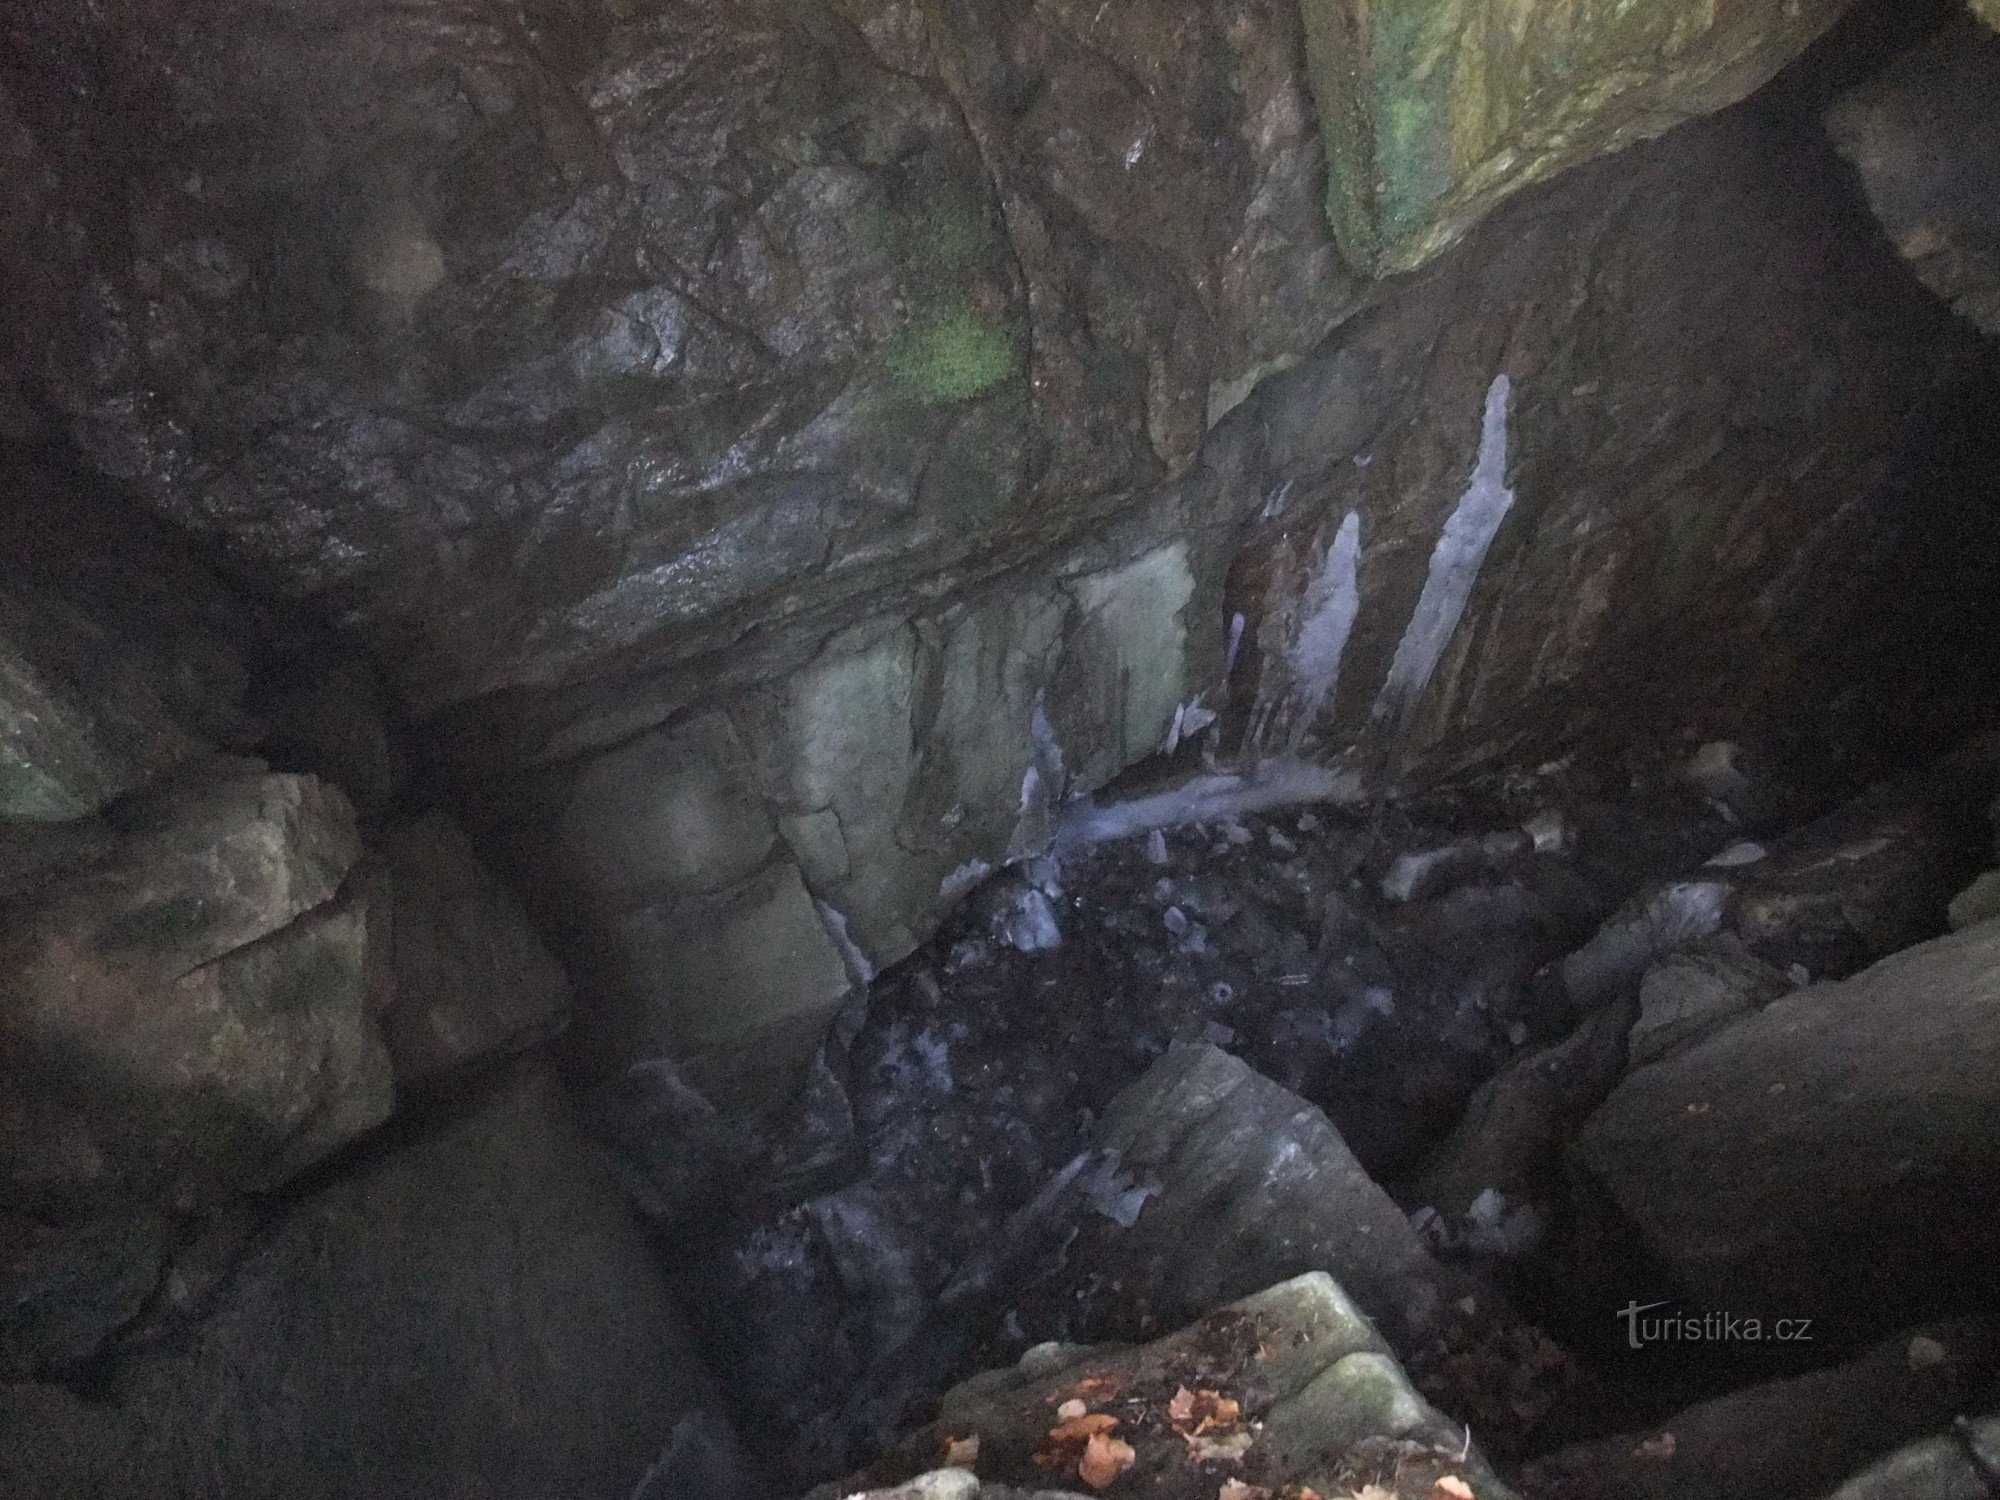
[1058, 757, 1365, 848]
[816, 899, 877, 986]
[1365, 375, 1516, 757]
[1285, 510, 1362, 752]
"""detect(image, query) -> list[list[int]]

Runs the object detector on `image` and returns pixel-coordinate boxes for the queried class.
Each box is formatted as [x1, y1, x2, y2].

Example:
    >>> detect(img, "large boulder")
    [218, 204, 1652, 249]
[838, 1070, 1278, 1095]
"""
[1298, 0, 1855, 273]
[1519, 1321, 2000, 1500]
[0, 766, 388, 1219]
[0, 1068, 741, 1500]
[816, 1272, 1516, 1500]
[1572, 918, 2000, 1338]
[1828, 18, 2000, 339]
[1085, 1045, 1565, 1440]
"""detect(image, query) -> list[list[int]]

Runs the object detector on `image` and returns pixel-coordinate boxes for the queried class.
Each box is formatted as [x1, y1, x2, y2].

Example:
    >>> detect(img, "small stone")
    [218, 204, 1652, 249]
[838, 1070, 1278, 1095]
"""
[1906, 1334, 1948, 1371]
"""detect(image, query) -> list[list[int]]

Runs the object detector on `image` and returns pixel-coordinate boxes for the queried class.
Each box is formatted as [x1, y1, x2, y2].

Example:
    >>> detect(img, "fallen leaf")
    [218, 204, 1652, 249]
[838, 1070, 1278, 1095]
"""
[1052, 1413, 1122, 1443]
[1218, 1481, 1269, 1500]
[1078, 1432, 1137, 1490]
[1342, 1488, 1392, 1500]
[1434, 1478, 1476, 1500]
[1168, 1387, 1197, 1423]
[943, 1435, 980, 1467]
[1057, 1399, 1089, 1421]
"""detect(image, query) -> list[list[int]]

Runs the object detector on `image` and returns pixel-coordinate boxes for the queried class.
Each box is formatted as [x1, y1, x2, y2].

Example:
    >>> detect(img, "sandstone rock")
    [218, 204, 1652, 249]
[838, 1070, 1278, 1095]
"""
[818, 1272, 1515, 1500]
[0, 1068, 741, 1500]
[1829, 20, 2000, 338]
[1298, 0, 1854, 273]
[1573, 919, 2000, 1336]
[375, 813, 569, 1086]
[1519, 1321, 2000, 1500]
[0, 767, 390, 1217]
[1093, 1045, 1461, 1353]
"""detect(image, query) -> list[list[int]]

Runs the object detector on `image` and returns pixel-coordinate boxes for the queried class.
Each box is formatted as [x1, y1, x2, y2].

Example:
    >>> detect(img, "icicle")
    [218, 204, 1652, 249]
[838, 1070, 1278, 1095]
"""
[1285, 510, 1362, 753]
[1365, 374, 1516, 755]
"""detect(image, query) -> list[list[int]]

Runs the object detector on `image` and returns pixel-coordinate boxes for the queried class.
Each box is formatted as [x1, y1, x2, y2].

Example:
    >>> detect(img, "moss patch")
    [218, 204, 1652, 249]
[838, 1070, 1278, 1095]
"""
[884, 306, 1021, 404]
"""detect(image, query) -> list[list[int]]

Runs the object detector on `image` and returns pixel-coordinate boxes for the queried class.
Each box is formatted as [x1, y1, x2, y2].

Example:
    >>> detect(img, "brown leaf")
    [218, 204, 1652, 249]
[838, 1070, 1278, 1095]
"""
[1434, 1478, 1476, 1500]
[1167, 1387, 1197, 1423]
[1218, 1481, 1269, 1500]
[1052, 1413, 1122, 1443]
[1057, 1398, 1089, 1421]
[1078, 1433, 1137, 1490]
[943, 1435, 980, 1467]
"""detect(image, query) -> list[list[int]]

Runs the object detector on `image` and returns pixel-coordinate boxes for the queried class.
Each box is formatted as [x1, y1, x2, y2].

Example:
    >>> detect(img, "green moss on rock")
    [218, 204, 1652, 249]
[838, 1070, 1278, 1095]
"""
[884, 306, 1021, 404]
[1300, 0, 1853, 274]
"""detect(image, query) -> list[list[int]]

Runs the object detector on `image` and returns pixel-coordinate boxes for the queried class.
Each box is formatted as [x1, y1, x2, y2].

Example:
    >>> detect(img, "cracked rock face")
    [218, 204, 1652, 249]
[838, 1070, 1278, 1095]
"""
[8, 2, 2000, 1080]
[0, 0, 1353, 717]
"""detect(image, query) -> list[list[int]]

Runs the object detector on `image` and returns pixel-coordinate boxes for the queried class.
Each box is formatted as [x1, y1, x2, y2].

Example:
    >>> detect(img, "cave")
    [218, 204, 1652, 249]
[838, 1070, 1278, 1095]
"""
[6, 0, 2000, 1496]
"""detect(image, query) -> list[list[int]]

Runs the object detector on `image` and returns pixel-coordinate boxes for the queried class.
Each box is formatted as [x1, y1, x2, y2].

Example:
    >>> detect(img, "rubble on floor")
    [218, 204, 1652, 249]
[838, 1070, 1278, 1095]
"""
[608, 734, 2000, 1497]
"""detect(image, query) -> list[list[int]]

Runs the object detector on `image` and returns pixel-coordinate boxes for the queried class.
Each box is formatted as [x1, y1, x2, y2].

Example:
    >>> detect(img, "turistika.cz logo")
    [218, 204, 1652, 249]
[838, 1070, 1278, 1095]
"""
[1618, 1300, 1814, 1349]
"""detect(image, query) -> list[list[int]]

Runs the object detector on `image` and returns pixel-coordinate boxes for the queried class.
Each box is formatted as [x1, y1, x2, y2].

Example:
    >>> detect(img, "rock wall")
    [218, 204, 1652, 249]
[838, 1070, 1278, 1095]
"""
[5, 1, 1999, 1083]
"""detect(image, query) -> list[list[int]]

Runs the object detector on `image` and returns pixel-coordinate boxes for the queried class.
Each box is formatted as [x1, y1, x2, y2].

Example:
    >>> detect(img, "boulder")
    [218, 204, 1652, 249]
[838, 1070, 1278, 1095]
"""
[1518, 1321, 2000, 1500]
[1726, 751, 1998, 979]
[1626, 936, 1791, 1068]
[0, 766, 389, 1217]
[816, 1273, 1516, 1500]
[1411, 996, 1639, 1244]
[1829, 21, 2000, 338]
[0, 1068, 743, 1500]
[1086, 1046, 1566, 1439]
[373, 813, 569, 1086]
[1572, 919, 2000, 1337]
[1299, 0, 1854, 272]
